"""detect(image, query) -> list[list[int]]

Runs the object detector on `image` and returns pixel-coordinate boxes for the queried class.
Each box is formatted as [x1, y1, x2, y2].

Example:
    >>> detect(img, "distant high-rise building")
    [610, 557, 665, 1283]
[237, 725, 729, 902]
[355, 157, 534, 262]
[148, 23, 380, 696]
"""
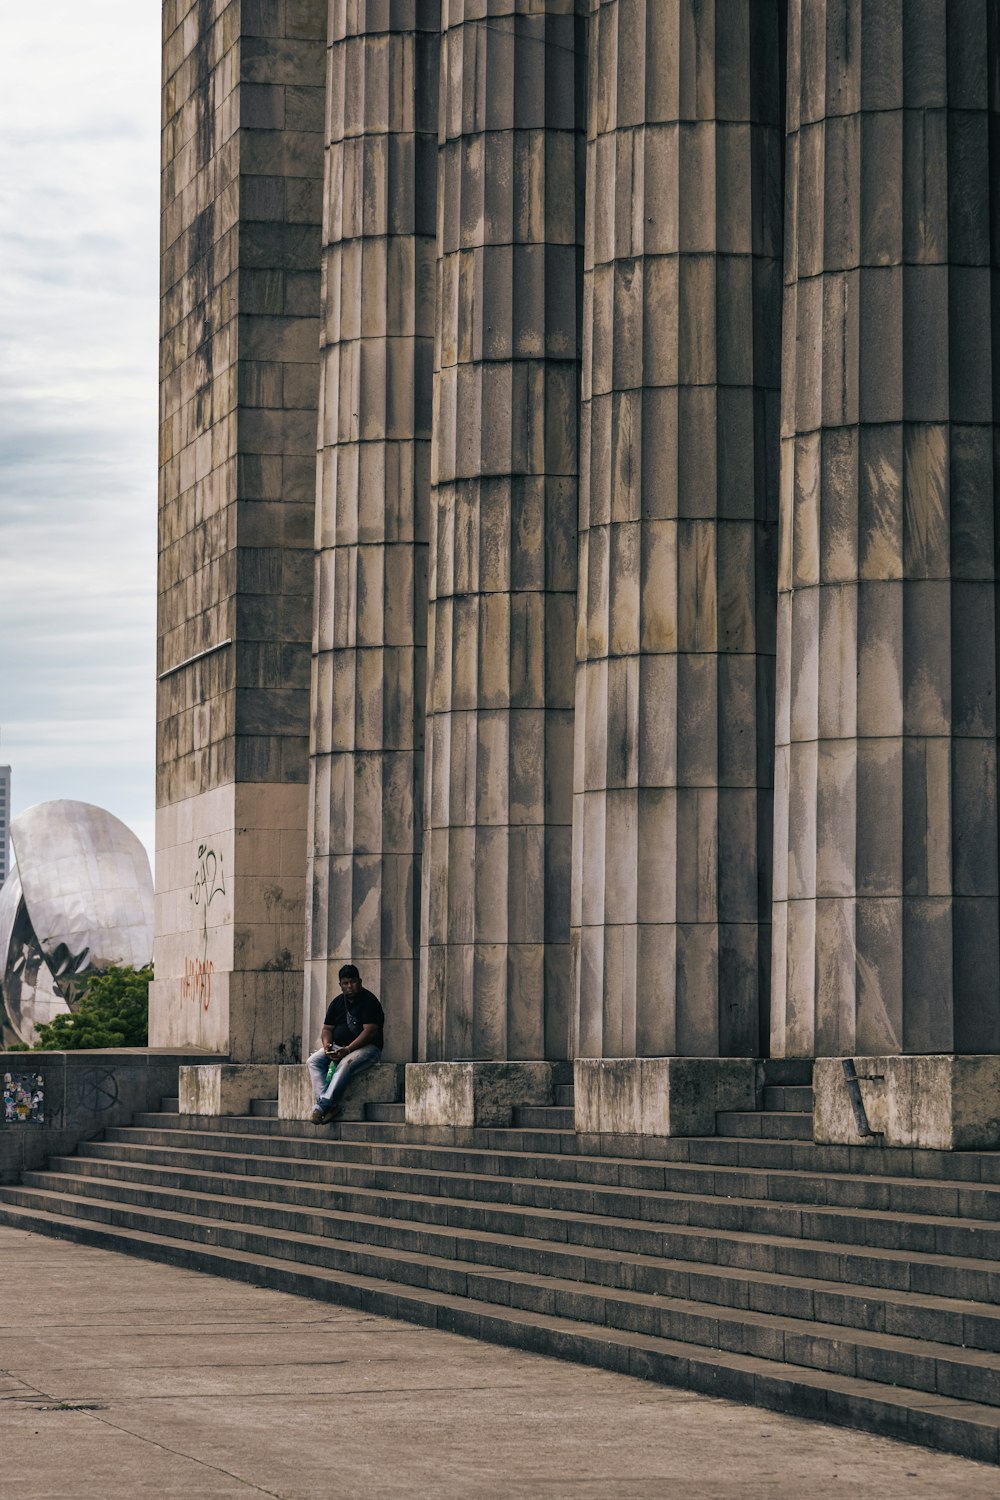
[0, 764, 10, 888]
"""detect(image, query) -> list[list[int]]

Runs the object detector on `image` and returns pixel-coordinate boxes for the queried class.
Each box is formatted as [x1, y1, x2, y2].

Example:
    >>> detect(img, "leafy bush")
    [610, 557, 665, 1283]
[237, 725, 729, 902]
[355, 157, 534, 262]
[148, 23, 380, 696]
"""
[32, 965, 152, 1050]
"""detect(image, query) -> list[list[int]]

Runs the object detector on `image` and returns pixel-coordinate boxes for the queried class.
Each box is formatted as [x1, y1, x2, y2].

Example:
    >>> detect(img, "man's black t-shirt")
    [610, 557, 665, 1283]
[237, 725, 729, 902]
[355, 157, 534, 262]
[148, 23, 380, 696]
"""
[323, 987, 384, 1050]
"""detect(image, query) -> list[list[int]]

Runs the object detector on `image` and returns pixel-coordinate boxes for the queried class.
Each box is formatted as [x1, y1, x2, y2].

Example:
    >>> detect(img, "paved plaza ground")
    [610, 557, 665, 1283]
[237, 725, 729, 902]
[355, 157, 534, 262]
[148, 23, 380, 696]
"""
[1, 1223, 997, 1498]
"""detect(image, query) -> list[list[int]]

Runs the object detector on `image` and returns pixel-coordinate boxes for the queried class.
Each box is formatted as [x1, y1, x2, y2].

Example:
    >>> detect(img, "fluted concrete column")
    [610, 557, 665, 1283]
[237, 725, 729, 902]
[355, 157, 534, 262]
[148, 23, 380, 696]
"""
[773, 1, 1000, 1057]
[419, 3, 584, 1061]
[572, 0, 784, 1058]
[305, 7, 440, 1060]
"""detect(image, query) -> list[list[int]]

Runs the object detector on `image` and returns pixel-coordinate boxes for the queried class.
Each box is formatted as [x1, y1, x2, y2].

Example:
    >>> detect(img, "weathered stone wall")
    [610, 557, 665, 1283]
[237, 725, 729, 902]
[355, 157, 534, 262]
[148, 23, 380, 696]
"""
[153, 0, 326, 1060]
[0, 1050, 217, 1184]
[157, 3, 1000, 1075]
[571, 0, 784, 1059]
[304, 4, 440, 1063]
[771, 0, 1000, 1057]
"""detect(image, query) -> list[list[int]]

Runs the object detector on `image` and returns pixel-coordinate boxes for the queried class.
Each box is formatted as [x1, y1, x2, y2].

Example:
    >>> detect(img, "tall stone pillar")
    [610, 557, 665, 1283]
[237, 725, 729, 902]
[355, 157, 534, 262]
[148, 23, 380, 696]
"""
[152, 1, 326, 1060]
[773, 1, 1000, 1057]
[572, 0, 784, 1060]
[304, 6, 439, 1062]
[418, 4, 584, 1061]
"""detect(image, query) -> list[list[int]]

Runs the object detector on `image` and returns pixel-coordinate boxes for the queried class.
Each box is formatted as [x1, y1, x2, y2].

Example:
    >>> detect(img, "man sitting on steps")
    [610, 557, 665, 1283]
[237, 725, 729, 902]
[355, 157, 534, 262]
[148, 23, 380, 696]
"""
[307, 964, 384, 1124]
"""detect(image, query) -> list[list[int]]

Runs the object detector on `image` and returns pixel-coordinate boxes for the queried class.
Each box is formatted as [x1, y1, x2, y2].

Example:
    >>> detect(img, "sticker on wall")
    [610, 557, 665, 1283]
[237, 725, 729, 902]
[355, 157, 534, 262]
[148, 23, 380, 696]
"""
[2, 1072, 44, 1123]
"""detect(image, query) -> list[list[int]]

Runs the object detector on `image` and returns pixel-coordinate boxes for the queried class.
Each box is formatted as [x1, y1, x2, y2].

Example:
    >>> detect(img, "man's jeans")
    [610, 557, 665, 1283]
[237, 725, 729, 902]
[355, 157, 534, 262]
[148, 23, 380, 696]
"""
[307, 1044, 382, 1110]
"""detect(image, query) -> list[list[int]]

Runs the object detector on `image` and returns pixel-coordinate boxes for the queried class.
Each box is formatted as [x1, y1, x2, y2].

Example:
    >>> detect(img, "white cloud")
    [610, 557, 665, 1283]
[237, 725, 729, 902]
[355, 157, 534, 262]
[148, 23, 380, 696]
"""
[0, 3, 160, 868]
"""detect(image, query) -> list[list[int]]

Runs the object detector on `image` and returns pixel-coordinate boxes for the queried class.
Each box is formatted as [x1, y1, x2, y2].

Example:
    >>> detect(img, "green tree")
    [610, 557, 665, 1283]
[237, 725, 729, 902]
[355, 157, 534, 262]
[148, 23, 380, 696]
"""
[32, 965, 152, 1050]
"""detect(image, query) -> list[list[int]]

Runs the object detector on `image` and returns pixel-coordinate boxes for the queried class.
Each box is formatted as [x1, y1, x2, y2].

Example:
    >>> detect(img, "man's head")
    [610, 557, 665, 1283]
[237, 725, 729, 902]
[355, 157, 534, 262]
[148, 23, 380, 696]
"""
[338, 963, 361, 998]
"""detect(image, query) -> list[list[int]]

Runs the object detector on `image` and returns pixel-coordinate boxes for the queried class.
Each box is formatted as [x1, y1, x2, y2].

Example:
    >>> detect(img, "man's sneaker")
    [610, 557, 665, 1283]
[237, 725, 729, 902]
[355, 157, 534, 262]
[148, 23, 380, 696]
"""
[310, 1104, 342, 1125]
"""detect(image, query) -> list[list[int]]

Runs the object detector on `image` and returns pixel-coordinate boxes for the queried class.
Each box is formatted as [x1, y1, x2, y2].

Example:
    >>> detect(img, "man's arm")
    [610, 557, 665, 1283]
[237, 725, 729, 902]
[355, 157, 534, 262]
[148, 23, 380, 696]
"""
[330, 1022, 378, 1059]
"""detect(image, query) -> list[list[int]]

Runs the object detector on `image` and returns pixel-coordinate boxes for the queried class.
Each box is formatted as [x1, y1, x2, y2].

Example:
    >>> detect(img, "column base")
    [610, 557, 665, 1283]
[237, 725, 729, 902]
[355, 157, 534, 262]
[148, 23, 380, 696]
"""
[814, 1056, 1000, 1150]
[178, 1063, 279, 1116]
[405, 1062, 557, 1127]
[277, 1062, 404, 1121]
[574, 1058, 758, 1137]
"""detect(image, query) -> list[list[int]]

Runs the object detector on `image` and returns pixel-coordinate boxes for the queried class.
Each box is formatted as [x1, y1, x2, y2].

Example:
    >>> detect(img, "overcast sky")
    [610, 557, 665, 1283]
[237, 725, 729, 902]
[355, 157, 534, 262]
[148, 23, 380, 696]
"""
[0, 4, 160, 865]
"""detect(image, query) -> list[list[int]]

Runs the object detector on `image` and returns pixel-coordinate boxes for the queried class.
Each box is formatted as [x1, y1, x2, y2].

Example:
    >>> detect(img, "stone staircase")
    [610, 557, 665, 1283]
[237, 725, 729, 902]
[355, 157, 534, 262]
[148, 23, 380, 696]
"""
[4, 1065, 1000, 1465]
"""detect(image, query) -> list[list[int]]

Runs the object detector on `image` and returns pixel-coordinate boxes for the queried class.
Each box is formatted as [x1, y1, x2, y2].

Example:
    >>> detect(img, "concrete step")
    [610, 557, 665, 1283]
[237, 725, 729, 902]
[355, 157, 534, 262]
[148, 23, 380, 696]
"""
[59, 1141, 1000, 1307]
[365, 1103, 405, 1123]
[9, 1179, 1000, 1409]
[761, 1060, 814, 1088]
[511, 1106, 575, 1129]
[99, 1123, 1000, 1227]
[250, 1098, 277, 1117]
[25, 1159, 1000, 1353]
[0, 1194, 995, 1464]
[555, 1085, 575, 1106]
[0, 1198, 995, 1463]
[762, 1086, 814, 1113]
[9, 1096, 1000, 1464]
[127, 1110, 1000, 1186]
[716, 1112, 814, 1141]
[160, 1097, 179, 1113]
[66, 1134, 1000, 1290]
[54, 1141, 1000, 1246]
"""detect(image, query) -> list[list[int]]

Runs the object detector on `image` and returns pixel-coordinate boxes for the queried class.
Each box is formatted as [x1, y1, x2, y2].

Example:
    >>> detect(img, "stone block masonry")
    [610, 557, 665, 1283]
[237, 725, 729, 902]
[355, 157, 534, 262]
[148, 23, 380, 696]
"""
[153, 0, 326, 1061]
[574, 1056, 758, 1136]
[154, 2, 1000, 1118]
[814, 1055, 1000, 1151]
[404, 1060, 557, 1128]
[0, 1050, 219, 1184]
[277, 1060, 403, 1121]
[178, 1060, 279, 1115]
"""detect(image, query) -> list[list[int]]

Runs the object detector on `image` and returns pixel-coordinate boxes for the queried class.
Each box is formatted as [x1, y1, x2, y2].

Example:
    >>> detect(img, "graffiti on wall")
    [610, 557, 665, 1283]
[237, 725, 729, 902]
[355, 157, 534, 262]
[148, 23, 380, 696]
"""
[183, 841, 226, 1010]
[191, 843, 226, 953]
[3, 1072, 44, 1124]
[72, 1068, 119, 1116]
[181, 955, 214, 1011]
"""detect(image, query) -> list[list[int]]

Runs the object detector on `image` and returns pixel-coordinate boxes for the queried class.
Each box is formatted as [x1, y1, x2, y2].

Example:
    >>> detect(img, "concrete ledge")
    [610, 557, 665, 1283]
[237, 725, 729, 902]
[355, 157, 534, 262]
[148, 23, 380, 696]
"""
[814, 1055, 1000, 1150]
[574, 1058, 758, 1136]
[0, 1049, 220, 1183]
[405, 1062, 556, 1128]
[178, 1063, 278, 1116]
[277, 1062, 404, 1121]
